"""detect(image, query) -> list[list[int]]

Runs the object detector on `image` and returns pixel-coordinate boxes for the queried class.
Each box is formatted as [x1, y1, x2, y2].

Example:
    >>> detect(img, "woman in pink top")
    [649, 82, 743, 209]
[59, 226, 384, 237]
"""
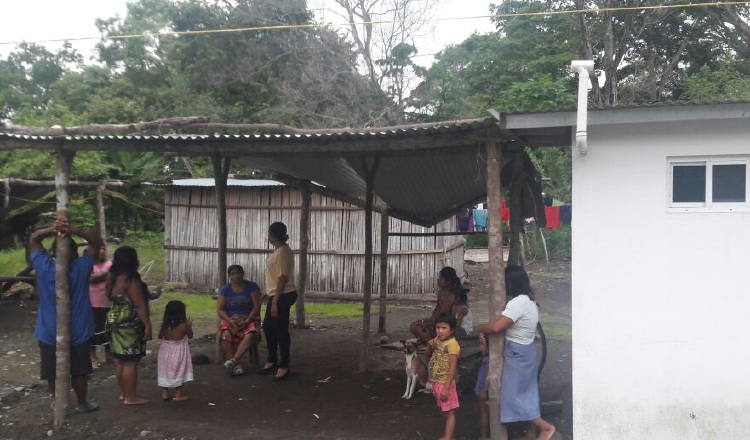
[89, 245, 112, 368]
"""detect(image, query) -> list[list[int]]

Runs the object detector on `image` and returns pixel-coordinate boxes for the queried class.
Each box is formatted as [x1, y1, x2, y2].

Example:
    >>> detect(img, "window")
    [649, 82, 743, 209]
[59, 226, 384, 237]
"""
[668, 156, 749, 212]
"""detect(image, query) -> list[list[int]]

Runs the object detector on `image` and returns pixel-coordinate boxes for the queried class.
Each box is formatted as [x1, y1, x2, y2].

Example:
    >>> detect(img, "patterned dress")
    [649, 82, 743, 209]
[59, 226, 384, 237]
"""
[107, 294, 146, 360]
[158, 337, 194, 388]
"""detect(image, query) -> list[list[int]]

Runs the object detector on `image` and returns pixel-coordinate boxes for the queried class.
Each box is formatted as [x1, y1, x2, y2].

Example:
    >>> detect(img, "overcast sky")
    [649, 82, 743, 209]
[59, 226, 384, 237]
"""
[0, 0, 496, 65]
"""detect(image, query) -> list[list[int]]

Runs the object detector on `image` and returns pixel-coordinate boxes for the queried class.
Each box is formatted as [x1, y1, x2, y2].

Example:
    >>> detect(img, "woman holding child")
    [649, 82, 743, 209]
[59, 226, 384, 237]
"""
[476, 266, 556, 440]
[218, 265, 262, 376]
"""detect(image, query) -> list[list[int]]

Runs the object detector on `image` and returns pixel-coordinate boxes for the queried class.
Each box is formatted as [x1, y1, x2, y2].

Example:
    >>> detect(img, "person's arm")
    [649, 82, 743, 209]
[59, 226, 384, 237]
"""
[270, 274, 287, 317]
[455, 305, 468, 329]
[90, 269, 109, 283]
[246, 287, 262, 323]
[216, 288, 237, 329]
[124, 275, 152, 341]
[476, 316, 515, 335]
[29, 225, 56, 253]
[479, 332, 489, 356]
[67, 225, 102, 258]
[185, 318, 194, 339]
[441, 353, 459, 401]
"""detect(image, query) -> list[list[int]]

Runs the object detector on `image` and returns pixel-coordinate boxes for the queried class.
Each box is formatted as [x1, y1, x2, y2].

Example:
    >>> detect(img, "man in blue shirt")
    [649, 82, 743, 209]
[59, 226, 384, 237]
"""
[30, 218, 103, 414]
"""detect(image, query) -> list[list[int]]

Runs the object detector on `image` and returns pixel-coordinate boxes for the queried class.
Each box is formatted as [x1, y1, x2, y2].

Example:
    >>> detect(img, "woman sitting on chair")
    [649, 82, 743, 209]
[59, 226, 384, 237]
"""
[217, 265, 262, 376]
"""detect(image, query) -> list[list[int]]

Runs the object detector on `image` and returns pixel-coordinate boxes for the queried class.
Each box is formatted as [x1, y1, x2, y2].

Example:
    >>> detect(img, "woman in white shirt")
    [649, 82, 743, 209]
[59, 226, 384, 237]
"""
[476, 266, 556, 440]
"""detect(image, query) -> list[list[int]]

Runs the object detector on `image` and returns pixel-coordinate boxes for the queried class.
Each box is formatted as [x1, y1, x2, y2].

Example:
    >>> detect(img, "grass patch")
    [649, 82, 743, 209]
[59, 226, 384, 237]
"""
[0, 247, 28, 276]
[305, 301, 414, 319]
[149, 291, 218, 337]
[539, 315, 571, 340]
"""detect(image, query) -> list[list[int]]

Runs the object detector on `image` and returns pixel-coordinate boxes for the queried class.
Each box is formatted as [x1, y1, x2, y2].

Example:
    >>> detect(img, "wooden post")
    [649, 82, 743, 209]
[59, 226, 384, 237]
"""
[53, 150, 74, 429]
[486, 139, 508, 440]
[95, 182, 106, 241]
[359, 157, 379, 372]
[296, 180, 311, 328]
[212, 155, 231, 363]
[508, 153, 524, 268]
[378, 205, 389, 334]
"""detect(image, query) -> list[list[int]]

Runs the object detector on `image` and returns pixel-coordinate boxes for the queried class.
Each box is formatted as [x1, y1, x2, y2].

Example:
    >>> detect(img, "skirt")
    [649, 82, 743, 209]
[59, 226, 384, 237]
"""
[158, 337, 194, 388]
[500, 340, 540, 423]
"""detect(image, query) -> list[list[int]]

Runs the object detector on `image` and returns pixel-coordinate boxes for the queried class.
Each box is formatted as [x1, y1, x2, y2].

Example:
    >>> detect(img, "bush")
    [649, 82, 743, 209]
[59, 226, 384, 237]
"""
[524, 225, 571, 260]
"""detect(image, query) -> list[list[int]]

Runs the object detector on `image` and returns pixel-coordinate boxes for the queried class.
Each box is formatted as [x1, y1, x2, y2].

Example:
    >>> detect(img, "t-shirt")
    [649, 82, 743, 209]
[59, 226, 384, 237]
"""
[502, 294, 539, 345]
[428, 337, 460, 384]
[32, 249, 95, 346]
[265, 245, 296, 296]
[219, 281, 260, 317]
[89, 260, 112, 308]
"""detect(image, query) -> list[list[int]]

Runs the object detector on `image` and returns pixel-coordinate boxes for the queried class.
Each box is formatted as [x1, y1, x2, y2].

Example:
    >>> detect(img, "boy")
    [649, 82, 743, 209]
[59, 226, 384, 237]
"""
[428, 313, 460, 440]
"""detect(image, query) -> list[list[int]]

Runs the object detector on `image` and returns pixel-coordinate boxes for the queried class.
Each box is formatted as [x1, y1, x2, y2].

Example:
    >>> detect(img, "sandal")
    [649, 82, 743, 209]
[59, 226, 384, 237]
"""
[258, 363, 277, 375]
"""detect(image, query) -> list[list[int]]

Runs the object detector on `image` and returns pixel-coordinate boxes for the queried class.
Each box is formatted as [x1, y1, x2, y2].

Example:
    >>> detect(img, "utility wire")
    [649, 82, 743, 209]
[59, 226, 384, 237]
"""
[0, 1, 748, 47]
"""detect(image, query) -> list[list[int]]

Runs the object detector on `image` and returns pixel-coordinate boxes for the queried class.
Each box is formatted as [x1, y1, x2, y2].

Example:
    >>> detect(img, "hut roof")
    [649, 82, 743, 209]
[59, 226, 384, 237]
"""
[0, 117, 560, 226]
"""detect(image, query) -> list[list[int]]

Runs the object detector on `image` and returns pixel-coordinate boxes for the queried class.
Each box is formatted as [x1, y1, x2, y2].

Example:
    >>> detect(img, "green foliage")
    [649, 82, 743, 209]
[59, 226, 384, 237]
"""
[680, 63, 750, 102]
[464, 234, 488, 249]
[525, 225, 571, 261]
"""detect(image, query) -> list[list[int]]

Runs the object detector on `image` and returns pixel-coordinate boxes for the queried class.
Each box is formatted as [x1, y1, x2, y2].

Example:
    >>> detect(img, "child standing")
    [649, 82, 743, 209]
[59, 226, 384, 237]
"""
[157, 301, 194, 401]
[428, 314, 461, 440]
[475, 333, 490, 440]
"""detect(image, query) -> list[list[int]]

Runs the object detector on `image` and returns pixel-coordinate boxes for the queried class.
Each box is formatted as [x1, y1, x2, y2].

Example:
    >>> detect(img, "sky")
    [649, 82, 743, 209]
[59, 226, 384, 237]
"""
[0, 0, 497, 65]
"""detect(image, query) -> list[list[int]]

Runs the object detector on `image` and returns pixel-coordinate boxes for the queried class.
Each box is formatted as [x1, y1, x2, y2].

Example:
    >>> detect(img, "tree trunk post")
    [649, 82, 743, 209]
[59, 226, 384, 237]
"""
[296, 180, 311, 328]
[378, 205, 389, 334]
[212, 155, 230, 363]
[53, 150, 74, 429]
[95, 182, 106, 241]
[508, 153, 525, 268]
[359, 157, 379, 372]
[486, 139, 508, 440]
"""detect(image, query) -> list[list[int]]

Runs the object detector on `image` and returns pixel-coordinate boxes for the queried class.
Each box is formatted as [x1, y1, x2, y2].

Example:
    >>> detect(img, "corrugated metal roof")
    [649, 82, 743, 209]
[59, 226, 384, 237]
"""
[165, 178, 284, 187]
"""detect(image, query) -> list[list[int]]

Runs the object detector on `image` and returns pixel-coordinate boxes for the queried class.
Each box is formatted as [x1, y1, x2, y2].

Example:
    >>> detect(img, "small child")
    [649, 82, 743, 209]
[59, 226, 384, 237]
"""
[475, 333, 490, 440]
[157, 301, 194, 402]
[428, 313, 461, 440]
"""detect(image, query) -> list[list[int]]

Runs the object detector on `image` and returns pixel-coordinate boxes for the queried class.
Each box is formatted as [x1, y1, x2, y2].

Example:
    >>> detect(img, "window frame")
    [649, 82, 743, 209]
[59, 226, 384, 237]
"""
[667, 155, 750, 213]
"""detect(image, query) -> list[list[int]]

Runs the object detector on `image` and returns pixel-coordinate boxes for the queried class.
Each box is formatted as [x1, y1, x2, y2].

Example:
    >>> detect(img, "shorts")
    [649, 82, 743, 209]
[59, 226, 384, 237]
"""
[39, 341, 93, 380]
[89, 307, 111, 347]
[431, 381, 459, 412]
[219, 319, 261, 344]
[474, 356, 490, 396]
[413, 319, 436, 339]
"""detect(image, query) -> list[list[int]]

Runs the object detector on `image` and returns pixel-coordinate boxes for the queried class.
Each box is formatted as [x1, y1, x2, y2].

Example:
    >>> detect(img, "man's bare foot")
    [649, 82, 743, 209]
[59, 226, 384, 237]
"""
[172, 396, 189, 402]
[123, 396, 149, 405]
[538, 425, 556, 440]
[119, 394, 147, 401]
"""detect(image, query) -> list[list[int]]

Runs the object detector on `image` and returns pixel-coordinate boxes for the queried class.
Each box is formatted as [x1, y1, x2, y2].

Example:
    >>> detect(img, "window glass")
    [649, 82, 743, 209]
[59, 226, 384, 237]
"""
[713, 164, 747, 203]
[673, 165, 706, 203]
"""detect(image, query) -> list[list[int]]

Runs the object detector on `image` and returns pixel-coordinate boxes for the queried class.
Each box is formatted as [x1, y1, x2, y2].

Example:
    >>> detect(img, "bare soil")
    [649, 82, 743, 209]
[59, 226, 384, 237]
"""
[0, 259, 571, 440]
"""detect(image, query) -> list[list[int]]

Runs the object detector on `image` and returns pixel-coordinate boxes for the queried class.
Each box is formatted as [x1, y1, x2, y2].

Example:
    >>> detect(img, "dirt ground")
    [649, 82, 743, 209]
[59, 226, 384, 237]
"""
[0, 259, 571, 440]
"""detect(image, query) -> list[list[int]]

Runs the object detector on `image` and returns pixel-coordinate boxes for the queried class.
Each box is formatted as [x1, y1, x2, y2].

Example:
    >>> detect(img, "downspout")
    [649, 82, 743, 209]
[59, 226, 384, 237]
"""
[571, 60, 594, 155]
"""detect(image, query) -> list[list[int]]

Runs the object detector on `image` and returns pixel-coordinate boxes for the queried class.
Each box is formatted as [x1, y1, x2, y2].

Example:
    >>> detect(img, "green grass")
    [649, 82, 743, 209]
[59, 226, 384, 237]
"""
[149, 291, 219, 336]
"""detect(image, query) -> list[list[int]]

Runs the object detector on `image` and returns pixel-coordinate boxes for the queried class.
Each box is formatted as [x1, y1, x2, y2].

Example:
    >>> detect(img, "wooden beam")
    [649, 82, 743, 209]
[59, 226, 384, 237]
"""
[378, 206, 389, 334]
[295, 180, 311, 328]
[211, 155, 231, 363]
[95, 182, 106, 241]
[359, 157, 379, 373]
[388, 231, 487, 237]
[485, 138, 508, 440]
[53, 150, 74, 429]
[4, 178, 124, 187]
[507, 153, 525, 268]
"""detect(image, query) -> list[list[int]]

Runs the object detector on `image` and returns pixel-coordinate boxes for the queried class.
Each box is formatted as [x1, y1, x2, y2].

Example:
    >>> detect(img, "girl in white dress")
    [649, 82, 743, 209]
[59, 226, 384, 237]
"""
[157, 301, 194, 401]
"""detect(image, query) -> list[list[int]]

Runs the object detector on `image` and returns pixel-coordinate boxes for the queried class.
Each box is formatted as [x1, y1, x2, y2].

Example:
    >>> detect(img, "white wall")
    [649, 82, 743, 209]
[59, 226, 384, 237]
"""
[572, 118, 750, 439]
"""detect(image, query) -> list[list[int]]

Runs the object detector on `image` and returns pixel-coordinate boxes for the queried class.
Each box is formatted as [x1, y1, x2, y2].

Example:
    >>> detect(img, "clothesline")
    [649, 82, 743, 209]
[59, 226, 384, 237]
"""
[455, 201, 572, 232]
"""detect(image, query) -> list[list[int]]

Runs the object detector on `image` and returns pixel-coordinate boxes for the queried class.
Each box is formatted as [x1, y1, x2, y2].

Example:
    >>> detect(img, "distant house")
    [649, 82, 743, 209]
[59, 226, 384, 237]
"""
[163, 178, 463, 295]
[506, 101, 750, 439]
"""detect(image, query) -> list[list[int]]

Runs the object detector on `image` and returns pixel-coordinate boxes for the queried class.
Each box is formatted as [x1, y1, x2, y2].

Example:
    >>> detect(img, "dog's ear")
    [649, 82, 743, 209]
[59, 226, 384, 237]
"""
[399, 339, 406, 345]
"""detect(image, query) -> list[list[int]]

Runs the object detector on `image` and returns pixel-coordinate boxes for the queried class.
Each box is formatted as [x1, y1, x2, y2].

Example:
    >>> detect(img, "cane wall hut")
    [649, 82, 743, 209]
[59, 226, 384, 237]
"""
[164, 178, 464, 295]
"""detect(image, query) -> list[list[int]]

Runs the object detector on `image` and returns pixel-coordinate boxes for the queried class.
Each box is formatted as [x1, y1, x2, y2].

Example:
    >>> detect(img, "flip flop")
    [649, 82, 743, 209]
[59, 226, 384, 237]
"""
[73, 401, 100, 414]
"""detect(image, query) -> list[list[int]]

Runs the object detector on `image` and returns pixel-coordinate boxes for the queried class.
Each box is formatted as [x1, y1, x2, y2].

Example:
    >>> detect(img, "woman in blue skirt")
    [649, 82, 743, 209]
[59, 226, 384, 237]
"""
[476, 266, 556, 440]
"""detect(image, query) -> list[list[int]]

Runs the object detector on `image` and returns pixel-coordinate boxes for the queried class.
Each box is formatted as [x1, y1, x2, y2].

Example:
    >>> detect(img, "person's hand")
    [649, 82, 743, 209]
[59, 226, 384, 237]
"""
[427, 337, 438, 348]
[53, 218, 70, 237]
[440, 386, 449, 401]
[187, 318, 193, 329]
[479, 332, 487, 346]
[143, 325, 152, 341]
[270, 303, 278, 318]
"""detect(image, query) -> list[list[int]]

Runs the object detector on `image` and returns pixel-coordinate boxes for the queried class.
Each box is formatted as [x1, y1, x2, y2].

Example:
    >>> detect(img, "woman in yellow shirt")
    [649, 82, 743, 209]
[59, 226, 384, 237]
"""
[260, 222, 297, 382]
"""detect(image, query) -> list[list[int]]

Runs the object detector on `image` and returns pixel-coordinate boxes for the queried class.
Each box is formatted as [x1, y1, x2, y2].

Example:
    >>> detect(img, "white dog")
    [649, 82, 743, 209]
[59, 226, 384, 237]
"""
[400, 340, 430, 399]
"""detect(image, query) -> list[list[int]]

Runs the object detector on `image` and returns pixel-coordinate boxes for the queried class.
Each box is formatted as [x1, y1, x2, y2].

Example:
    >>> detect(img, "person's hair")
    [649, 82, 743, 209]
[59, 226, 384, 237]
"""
[435, 313, 457, 330]
[227, 264, 244, 274]
[439, 266, 461, 288]
[452, 286, 468, 305]
[49, 237, 78, 260]
[106, 246, 141, 299]
[160, 300, 187, 335]
[268, 222, 289, 243]
[505, 265, 533, 299]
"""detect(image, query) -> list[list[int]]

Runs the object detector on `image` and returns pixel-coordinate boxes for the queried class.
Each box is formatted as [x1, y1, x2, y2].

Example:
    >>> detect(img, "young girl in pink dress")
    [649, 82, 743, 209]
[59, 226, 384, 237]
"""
[157, 301, 194, 401]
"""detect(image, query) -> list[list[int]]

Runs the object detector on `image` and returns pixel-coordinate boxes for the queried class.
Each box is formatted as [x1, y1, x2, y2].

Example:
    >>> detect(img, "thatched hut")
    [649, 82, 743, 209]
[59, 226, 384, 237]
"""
[163, 179, 464, 297]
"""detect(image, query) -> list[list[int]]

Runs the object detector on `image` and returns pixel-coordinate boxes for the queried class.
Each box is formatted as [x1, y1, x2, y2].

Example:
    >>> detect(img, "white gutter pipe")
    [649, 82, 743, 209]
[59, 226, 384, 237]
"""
[571, 60, 595, 155]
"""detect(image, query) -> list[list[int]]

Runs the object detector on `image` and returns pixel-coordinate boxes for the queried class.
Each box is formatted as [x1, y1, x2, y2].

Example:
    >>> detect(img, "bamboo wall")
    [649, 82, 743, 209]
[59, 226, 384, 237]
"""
[164, 185, 465, 296]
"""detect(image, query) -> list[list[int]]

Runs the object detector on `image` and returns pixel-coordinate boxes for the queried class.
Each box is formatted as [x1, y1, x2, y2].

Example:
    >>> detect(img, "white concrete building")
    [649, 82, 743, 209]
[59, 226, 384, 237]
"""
[506, 101, 750, 439]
